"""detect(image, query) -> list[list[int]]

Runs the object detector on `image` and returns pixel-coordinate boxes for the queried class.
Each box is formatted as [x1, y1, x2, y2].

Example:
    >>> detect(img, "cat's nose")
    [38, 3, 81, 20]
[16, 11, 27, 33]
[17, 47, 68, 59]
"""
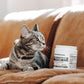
[43, 43, 45, 45]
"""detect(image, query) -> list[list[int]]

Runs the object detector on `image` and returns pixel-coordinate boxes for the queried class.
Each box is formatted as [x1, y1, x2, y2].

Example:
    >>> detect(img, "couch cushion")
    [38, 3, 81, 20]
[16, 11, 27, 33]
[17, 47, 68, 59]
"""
[43, 73, 84, 84]
[50, 6, 84, 68]
[0, 9, 59, 59]
[0, 69, 83, 84]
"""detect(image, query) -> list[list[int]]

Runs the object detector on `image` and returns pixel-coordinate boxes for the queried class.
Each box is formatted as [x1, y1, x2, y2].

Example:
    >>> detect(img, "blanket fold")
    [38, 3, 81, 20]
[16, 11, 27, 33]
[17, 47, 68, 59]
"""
[0, 69, 84, 84]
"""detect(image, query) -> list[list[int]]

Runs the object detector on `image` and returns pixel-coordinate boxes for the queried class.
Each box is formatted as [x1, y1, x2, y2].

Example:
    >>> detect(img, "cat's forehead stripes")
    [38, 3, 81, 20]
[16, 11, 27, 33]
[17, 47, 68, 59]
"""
[21, 35, 34, 44]
[31, 31, 45, 43]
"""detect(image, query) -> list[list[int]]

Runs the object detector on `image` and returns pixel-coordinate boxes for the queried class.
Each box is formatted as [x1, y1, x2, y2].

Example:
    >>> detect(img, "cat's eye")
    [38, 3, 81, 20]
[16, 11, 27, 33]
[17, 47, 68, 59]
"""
[35, 37, 39, 41]
[36, 38, 39, 41]
[43, 43, 45, 45]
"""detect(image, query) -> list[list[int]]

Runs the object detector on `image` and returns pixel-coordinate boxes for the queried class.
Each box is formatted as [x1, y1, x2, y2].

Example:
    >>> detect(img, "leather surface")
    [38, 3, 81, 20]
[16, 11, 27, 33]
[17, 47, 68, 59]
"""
[0, 7, 84, 84]
[43, 73, 84, 84]
[0, 69, 83, 84]
[50, 7, 84, 68]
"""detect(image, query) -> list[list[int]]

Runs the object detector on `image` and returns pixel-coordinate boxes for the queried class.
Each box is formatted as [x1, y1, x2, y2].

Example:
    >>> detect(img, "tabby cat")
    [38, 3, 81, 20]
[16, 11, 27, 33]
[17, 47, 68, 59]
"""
[0, 24, 48, 71]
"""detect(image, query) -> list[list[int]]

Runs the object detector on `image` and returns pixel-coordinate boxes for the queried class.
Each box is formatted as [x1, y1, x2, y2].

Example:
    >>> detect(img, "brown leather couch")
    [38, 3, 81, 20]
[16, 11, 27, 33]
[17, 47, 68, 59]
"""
[0, 6, 84, 84]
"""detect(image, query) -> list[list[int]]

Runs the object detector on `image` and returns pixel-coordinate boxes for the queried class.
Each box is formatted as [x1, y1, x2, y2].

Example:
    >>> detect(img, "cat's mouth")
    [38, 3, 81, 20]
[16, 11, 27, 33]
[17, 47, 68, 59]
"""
[37, 48, 44, 51]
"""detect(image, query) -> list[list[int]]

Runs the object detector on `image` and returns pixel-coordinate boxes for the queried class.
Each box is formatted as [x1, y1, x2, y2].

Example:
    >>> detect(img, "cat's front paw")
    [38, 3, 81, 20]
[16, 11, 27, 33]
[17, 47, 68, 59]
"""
[23, 67, 34, 71]
[0, 63, 7, 70]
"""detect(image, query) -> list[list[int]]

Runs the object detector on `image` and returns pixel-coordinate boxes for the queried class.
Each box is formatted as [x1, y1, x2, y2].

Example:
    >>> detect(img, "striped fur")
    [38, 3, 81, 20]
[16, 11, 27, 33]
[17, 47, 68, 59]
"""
[0, 24, 48, 71]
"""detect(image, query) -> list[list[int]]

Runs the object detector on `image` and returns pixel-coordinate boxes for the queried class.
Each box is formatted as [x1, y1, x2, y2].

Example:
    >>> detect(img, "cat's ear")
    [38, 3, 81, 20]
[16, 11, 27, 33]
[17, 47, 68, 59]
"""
[21, 24, 30, 38]
[32, 23, 39, 32]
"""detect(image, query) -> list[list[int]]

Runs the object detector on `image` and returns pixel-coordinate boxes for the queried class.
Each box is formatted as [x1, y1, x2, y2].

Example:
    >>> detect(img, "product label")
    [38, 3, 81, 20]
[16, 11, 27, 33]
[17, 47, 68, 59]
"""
[54, 45, 77, 69]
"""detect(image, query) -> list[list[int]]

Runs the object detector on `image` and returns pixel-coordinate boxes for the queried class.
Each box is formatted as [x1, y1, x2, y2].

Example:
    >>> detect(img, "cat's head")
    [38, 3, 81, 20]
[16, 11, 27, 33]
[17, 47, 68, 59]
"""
[14, 23, 46, 51]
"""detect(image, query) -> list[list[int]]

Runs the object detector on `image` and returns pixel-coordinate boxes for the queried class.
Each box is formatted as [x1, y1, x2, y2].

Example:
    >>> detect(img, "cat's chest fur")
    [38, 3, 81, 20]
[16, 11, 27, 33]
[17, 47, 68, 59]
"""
[15, 57, 34, 68]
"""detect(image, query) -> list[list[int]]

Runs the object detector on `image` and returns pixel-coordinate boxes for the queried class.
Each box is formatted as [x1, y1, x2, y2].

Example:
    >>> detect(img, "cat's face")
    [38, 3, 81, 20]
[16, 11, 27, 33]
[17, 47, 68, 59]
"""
[14, 24, 46, 51]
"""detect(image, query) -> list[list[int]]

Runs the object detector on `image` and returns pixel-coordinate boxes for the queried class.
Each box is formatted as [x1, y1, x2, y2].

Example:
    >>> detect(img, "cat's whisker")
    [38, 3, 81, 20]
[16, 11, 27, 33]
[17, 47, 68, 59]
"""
[45, 46, 51, 51]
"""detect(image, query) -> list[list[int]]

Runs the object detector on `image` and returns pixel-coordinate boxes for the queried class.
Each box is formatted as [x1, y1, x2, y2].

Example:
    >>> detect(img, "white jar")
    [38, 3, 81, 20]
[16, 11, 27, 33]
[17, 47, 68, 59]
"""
[54, 45, 77, 69]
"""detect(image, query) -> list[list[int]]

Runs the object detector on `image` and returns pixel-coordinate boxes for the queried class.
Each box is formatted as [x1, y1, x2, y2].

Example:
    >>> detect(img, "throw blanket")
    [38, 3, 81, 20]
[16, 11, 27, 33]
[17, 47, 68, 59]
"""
[0, 69, 84, 84]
